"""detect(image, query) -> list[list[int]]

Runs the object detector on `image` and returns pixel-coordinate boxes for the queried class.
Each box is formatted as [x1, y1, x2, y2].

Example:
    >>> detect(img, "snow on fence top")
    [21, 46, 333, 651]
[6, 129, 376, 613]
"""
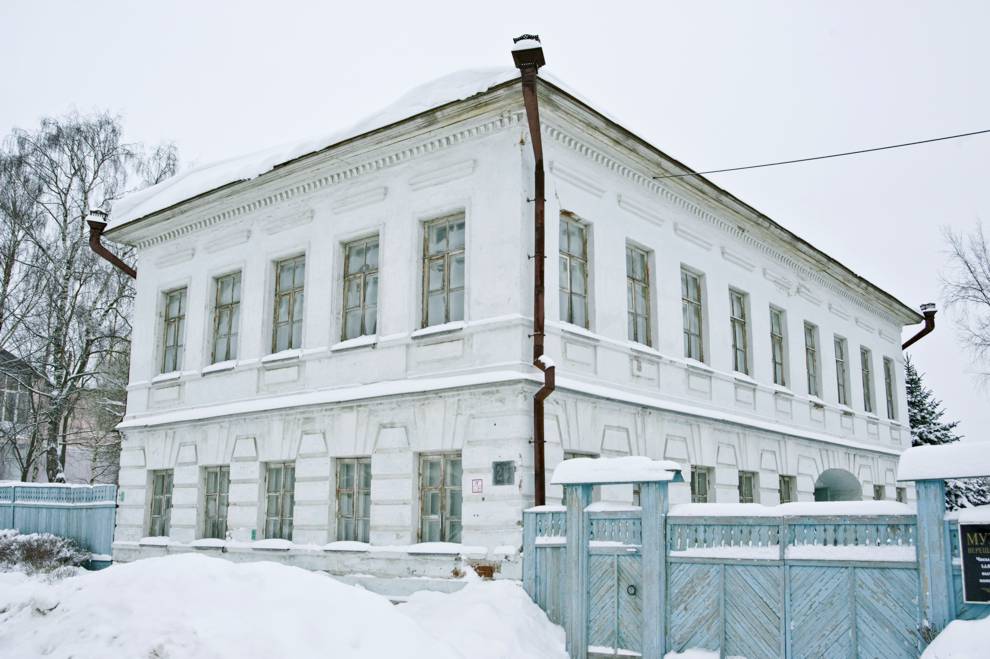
[668, 500, 914, 517]
[896, 441, 990, 481]
[956, 504, 990, 524]
[110, 67, 523, 227]
[551, 456, 684, 485]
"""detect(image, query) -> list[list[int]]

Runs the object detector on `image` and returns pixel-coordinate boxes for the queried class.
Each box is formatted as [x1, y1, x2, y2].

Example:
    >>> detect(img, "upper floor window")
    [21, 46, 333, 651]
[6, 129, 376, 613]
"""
[161, 288, 187, 373]
[769, 307, 787, 386]
[834, 336, 850, 406]
[681, 268, 704, 362]
[211, 272, 241, 363]
[861, 347, 875, 414]
[273, 255, 305, 353]
[625, 244, 651, 345]
[559, 215, 589, 328]
[883, 357, 897, 420]
[423, 214, 465, 327]
[342, 236, 379, 340]
[729, 289, 750, 374]
[0, 372, 29, 425]
[804, 322, 821, 398]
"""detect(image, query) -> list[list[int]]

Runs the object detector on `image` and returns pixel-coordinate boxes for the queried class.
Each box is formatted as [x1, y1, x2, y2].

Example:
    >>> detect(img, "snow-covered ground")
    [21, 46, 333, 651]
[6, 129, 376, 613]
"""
[0, 553, 566, 659]
[922, 615, 990, 658]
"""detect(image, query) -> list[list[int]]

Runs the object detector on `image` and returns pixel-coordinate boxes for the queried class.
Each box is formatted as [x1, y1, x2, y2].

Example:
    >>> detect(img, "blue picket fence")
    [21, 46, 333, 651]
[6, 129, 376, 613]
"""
[524, 499, 986, 658]
[0, 482, 117, 561]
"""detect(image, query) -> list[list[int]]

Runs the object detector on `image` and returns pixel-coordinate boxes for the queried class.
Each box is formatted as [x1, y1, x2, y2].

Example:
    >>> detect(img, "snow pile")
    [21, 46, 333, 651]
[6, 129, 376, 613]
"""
[0, 553, 566, 659]
[401, 580, 566, 659]
[552, 456, 685, 484]
[922, 615, 990, 658]
[956, 503, 990, 524]
[111, 68, 521, 227]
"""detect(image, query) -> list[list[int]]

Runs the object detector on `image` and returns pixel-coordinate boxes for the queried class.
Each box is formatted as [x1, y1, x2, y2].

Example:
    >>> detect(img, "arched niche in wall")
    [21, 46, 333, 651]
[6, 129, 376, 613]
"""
[813, 468, 862, 501]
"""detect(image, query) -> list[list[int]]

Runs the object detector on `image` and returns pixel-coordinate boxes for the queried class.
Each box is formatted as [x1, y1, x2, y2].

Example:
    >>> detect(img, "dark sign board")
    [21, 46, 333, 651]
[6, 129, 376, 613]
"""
[959, 523, 990, 604]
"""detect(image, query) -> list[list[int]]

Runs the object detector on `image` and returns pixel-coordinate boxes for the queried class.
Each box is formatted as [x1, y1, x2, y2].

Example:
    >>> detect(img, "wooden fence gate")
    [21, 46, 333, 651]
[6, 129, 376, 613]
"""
[524, 458, 989, 659]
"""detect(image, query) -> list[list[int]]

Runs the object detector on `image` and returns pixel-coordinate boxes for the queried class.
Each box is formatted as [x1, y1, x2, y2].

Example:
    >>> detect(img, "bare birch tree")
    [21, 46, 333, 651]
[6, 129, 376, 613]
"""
[943, 222, 990, 367]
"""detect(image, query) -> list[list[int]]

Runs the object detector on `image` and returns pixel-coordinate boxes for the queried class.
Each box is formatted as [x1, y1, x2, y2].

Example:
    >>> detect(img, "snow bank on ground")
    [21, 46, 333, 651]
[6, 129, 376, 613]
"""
[922, 615, 990, 658]
[401, 580, 566, 659]
[0, 553, 566, 659]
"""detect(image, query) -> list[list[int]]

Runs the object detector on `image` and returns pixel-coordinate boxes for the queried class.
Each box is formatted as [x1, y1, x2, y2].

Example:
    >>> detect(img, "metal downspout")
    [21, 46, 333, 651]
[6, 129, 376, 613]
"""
[513, 35, 553, 507]
[902, 303, 936, 350]
[87, 210, 136, 279]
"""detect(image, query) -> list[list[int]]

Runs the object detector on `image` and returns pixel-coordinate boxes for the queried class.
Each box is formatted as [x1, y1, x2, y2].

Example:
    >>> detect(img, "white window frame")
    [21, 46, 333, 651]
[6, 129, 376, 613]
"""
[691, 465, 714, 503]
[729, 288, 750, 375]
[272, 255, 305, 353]
[422, 214, 466, 328]
[211, 272, 241, 364]
[779, 474, 797, 504]
[738, 470, 759, 504]
[834, 336, 850, 406]
[769, 306, 787, 387]
[559, 215, 590, 329]
[883, 357, 897, 420]
[419, 453, 462, 543]
[202, 465, 230, 539]
[264, 461, 295, 540]
[861, 346, 876, 414]
[161, 287, 187, 374]
[341, 236, 380, 341]
[681, 268, 705, 362]
[804, 322, 821, 398]
[625, 243, 651, 346]
[335, 457, 371, 542]
[148, 469, 173, 537]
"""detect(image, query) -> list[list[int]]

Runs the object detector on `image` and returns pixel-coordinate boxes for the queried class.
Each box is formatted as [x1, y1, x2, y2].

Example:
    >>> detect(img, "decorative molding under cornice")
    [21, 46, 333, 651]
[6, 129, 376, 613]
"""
[674, 222, 713, 251]
[828, 302, 851, 321]
[154, 248, 195, 268]
[763, 267, 795, 295]
[720, 246, 755, 272]
[797, 284, 823, 307]
[332, 187, 387, 214]
[549, 161, 606, 198]
[263, 208, 314, 235]
[408, 159, 476, 190]
[855, 317, 876, 332]
[133, 110, 523, 250]
[204, 229, 251, 254]
[542, 121, 905, 328]
[617, 194, 665, 226]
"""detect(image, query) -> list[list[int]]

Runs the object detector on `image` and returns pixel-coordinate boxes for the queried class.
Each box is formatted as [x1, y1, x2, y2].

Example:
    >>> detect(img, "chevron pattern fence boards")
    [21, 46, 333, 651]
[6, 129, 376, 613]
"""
[855, 567, 921, 658]
[724, 565, 783, 659]
[668, 563, 720, 653]
[616, 555, 642, 653]
[789, 566, 854, 658]
[588, 555, 618, 651]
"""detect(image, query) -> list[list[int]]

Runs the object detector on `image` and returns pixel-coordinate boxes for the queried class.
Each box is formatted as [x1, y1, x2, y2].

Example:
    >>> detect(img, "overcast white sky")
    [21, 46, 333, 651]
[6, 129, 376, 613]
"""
[3, 1, 988, 439]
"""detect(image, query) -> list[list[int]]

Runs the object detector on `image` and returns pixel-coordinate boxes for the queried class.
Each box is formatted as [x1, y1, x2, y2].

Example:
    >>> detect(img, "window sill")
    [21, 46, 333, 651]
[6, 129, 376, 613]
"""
[732, 372, 757, 386]
[330, 335, 378, 352]
[627, 341, 661, 358]
[768, 384, 793, 396]
[202, 360, 237, 375]
[261, 349, 302, 365]
[559, 323, 598, 342]
[150, 371, 182, 385]
[807, 396, 826, 409]
[684, 358, 714, 373]
[838, 405, 855, 415]
[250, 539, 293, 551]
[410, 321, 465, 339]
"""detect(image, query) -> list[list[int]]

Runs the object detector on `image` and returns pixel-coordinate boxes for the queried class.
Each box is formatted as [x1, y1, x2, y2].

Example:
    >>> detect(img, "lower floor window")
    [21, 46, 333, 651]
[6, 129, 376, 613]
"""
[778, 475, 797, 504]
[738, 471, 758, 504]
[264, 462, 295, 540]
[336, 457, 371, 542]
[873, 484, 886, 501]
[419, 453, 462, 543]
[149, 469, 174, 536]
[203, 465, 230, 539]
[691, 466, 713, 503]
[896, 487, 907, 503]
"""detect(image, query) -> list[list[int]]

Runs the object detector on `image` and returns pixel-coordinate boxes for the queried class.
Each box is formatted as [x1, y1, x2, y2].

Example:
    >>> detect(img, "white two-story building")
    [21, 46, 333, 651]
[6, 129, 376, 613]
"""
[105, 63, 924, 581]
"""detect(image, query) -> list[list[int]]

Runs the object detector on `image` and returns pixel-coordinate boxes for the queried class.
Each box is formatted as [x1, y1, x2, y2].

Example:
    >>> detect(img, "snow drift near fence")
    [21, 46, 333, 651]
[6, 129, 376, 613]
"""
[0, 553, 567, 659]
[922, 615, 990, 658]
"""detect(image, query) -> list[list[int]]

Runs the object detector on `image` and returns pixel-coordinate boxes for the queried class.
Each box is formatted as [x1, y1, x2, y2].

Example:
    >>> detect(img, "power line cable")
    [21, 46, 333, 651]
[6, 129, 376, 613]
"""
[652, 128, 990, 180]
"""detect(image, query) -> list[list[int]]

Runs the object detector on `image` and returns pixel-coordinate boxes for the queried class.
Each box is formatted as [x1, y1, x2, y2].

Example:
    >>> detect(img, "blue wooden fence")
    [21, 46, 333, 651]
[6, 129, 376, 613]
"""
[524, 487, 989, 658]
[0, 482, 117, 561]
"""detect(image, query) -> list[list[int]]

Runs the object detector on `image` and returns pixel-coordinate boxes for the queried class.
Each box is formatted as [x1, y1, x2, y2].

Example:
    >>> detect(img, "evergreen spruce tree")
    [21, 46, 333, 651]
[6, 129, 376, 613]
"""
[906, 356, 990, 509]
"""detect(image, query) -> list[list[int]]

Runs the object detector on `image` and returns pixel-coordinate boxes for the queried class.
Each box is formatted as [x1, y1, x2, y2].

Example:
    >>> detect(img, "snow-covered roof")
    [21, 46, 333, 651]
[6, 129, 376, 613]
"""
[896, 441, 990, 481]
[110, 68, 523, 228]
[551, 456, 685, 485]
